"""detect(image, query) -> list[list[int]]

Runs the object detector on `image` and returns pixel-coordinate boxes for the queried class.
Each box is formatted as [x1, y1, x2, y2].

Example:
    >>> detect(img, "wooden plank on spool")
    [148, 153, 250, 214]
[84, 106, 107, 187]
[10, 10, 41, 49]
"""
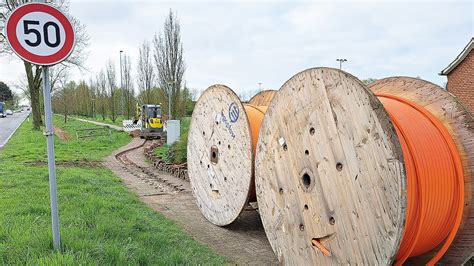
[248, 90, 277, 106]
[187, 84, 253, 226]
[371, 77, 474, 265]
[255, 67, 407, 264]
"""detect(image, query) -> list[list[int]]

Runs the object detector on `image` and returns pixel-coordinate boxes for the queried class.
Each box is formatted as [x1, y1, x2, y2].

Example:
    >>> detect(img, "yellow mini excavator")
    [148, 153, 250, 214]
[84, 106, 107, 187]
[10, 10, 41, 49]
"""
[133, 104, 164, 139]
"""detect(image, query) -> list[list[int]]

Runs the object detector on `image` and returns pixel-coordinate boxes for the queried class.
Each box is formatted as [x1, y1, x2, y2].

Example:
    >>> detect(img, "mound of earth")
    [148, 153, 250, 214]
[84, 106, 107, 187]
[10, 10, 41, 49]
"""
[53, 127, 71, 141]
[25, 159, 102, 168]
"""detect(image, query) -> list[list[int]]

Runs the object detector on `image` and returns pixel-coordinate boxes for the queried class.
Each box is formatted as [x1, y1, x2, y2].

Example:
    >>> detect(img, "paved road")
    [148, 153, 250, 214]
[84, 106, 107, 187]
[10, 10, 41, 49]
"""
[0, 111, 30, 149]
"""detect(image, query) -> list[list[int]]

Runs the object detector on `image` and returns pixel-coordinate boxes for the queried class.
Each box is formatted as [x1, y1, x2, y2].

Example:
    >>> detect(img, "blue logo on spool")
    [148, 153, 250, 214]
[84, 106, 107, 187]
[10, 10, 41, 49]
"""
[229, 102, 240, 123]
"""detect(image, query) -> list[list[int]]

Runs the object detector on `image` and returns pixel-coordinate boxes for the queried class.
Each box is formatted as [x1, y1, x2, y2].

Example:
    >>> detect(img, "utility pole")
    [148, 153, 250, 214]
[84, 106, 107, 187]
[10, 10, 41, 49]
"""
[336, 58, 347, 70]
[119, 50, 124, 118]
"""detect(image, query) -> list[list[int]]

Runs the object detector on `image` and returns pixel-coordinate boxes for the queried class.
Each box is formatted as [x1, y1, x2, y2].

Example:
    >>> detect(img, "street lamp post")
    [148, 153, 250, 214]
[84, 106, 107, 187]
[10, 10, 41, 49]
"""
[119, 50, 124, 118]
[336, 58, 347, 70]
[166, 79, 176, 120]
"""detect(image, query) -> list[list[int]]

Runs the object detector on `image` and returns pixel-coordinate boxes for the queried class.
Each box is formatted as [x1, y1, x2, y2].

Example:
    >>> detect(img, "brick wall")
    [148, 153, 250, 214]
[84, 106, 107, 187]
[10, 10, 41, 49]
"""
[447, 50, 474, 114]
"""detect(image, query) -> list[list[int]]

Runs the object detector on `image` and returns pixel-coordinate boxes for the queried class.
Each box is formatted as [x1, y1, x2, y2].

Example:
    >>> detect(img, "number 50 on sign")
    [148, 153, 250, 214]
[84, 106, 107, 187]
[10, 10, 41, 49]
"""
[5, 3, 75, 66]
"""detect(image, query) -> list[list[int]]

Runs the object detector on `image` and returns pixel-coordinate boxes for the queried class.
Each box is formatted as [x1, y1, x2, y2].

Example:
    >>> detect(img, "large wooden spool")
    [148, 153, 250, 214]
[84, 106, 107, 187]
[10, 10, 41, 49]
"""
[248, 90, 277, 106]
[255, 68, 407, 264]
[370, 77, 474, 265]
[188, 85, 253, 226]
[188, 85, 274, 226]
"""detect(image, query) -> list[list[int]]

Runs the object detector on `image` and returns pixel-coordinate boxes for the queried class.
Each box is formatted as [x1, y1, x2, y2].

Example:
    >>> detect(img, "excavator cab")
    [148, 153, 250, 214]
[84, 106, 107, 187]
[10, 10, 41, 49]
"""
[140, 104, 163, 139]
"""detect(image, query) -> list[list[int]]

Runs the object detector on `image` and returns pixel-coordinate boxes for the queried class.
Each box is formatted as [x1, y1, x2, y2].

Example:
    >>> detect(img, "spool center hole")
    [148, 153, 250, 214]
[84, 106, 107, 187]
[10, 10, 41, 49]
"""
[302, 173, 311, 188]
[210, 146, 219, 164]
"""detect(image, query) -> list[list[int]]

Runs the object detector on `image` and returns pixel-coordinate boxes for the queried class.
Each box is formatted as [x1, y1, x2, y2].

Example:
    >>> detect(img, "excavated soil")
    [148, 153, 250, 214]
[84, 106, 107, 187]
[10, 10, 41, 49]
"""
[53, 127, 71, 141]
[105, 138, 278, 265]
[25, 159, 102, 168]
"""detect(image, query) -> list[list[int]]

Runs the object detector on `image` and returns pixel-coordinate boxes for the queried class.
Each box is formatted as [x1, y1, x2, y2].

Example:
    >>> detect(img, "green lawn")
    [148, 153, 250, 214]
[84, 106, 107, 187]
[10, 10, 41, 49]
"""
[0, 118, 227, 265]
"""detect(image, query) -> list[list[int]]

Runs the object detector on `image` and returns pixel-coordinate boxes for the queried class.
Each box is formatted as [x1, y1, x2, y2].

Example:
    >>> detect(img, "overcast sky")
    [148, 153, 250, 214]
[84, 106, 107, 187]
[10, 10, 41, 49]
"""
[0, 0, 472, 99]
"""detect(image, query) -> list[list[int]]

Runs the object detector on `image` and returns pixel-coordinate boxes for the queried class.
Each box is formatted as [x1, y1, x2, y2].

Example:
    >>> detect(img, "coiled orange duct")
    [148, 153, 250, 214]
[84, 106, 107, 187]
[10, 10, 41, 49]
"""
[244, 104, 268, 153]
[243, 104, 268, 201]
[376, 93, 465, 265]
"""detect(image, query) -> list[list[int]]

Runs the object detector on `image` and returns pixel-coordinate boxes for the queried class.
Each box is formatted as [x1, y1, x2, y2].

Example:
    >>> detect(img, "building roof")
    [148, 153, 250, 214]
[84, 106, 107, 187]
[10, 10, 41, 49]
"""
[440, 37, 474, 75]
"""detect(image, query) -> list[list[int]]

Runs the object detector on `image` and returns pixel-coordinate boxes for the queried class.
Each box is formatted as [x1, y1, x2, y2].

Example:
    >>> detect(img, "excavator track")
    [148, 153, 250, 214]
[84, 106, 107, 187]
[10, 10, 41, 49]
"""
[115, 139, 187, 194]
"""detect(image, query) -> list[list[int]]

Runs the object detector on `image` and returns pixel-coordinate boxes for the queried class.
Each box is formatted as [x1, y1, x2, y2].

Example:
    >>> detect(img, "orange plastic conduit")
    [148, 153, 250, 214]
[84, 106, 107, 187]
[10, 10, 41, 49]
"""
[243, 104, 268, 201]
[243, 104, 268, 154]
[376, 93, 465, 265]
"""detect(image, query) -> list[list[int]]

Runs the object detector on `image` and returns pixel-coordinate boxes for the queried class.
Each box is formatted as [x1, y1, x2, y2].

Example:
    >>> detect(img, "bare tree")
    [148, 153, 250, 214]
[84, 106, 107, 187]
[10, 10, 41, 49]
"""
[122, 54, 134, 119]
[15, 74, 31, 104]
[96, 70, 107, 120]
[54, 69, 70, 122]
[88, 77, 96, 118]
[49, 65, 69, 94]
[56, 79, 73, 123]
[11, 91, 20, 109]
[0, 0, 89, 129]
[153, 10, 185, 119]
[137, 40, 154, 104]
[106, 60, 117, 122]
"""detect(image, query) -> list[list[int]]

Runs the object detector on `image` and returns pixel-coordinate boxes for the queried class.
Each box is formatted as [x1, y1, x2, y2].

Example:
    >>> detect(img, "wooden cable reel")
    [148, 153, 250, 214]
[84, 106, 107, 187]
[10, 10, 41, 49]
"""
[248, 90, 277, 106]
[187, 85, 273, 226]
[371, 77, 473, 265]
[255, 68, 473, 264]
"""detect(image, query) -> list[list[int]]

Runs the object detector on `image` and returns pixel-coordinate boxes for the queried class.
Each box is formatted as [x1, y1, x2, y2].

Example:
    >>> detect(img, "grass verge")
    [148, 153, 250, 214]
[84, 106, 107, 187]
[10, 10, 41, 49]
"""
[0, 117, 227, 264]
[154, 145, 171, 162]
[154, 117, 190, 164]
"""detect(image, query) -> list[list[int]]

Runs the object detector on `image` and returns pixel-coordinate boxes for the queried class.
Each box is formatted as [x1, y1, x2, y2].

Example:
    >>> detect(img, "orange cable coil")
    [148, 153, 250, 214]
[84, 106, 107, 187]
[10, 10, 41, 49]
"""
[376, 93, 464, 265]
[243, 104, 268, 201]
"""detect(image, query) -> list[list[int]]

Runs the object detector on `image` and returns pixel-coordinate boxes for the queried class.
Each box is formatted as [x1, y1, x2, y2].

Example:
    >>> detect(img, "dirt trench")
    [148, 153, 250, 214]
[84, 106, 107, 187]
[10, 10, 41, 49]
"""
[53, 126, 71, 141]
[104, 138, 278, 265]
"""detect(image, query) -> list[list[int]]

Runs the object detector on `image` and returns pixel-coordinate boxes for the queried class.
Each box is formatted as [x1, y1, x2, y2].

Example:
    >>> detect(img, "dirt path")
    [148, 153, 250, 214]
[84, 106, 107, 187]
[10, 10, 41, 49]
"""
[104, 138, 278, 265]
[53, 126, 71, 141]
[71, 117, 123, 131]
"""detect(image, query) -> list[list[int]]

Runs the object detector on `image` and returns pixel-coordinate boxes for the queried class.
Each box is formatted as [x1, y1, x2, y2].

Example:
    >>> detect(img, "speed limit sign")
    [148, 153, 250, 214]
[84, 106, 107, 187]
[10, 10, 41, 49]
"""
[5, 3, 75, 66]
[4, 2, 77, 251]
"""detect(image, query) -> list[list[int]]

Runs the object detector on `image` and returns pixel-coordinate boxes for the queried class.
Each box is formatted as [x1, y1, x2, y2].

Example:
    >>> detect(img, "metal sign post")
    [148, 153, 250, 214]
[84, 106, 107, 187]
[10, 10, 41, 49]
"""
[42, 66, 61, 250]
[5, 2, 76, 251]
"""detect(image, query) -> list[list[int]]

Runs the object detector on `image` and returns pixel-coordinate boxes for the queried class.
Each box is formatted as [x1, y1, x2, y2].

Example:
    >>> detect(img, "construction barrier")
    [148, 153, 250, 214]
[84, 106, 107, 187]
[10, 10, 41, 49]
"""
[122, 120, 142, 132]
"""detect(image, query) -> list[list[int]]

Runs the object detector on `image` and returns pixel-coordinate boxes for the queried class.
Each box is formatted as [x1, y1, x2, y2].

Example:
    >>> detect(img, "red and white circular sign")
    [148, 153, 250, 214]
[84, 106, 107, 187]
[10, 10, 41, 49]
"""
[5, 3, 75, 66]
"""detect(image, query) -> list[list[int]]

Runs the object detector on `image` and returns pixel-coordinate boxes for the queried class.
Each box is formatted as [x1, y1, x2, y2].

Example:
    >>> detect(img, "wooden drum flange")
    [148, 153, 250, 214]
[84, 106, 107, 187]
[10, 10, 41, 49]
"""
[255, 68, 407, 264]
[187, 84, 253, 226]
[248, 90, 277, 106]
